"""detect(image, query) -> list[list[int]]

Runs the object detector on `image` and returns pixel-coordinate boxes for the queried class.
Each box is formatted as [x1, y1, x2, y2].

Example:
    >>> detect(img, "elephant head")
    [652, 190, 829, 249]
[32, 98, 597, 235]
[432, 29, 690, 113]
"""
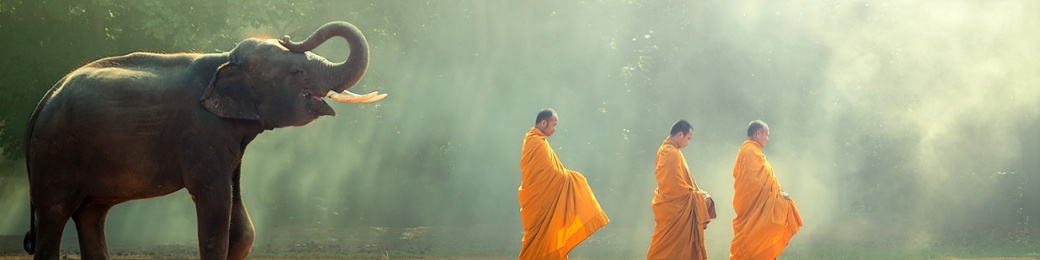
[201, 21, 385, 128]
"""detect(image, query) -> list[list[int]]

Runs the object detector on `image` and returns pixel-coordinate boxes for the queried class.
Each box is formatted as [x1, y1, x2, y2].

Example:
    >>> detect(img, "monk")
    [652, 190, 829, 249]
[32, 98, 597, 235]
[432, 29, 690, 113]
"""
[647, 120, 713, 260]
[518, 108, 610, 260]
[730, 120, 803, 259]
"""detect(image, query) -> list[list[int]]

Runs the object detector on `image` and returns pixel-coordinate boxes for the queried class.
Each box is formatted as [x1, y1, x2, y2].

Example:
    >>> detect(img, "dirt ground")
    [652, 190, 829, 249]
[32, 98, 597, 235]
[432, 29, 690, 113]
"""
[0, 226, 543, 259]
[1, 226, 1038, 259]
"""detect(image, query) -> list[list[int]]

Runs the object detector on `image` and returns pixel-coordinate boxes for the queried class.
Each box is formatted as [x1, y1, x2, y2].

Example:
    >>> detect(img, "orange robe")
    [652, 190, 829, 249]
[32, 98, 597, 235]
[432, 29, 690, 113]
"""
[730, 140, 803, 260]
[518, 127, 610, 260]
[647, 138, 711, 260]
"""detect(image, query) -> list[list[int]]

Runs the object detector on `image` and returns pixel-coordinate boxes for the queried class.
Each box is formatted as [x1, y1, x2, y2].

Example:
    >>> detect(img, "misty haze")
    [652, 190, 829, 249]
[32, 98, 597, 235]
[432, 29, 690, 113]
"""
[1, 0, 1038, 259]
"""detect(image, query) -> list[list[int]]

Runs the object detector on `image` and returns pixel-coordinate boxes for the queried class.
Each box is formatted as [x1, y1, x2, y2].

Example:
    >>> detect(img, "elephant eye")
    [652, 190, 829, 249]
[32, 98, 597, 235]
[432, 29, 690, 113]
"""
[291, 69, 305, 77]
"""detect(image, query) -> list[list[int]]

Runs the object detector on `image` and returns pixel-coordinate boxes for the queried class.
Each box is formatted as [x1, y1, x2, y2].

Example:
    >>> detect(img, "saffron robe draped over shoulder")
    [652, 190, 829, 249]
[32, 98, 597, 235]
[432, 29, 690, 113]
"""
[730, 140, 803, 260]
[647, 138, 711, 260]
[519, 127, 610, 260]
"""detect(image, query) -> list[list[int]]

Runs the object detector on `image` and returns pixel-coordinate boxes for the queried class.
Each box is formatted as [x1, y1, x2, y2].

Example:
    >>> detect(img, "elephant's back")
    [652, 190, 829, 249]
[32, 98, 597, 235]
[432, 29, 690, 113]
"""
[36, 67, 188, 127]
[85, 52, 202, 70]
[27, 53, 211, 170]
[39, 52, 218, 122]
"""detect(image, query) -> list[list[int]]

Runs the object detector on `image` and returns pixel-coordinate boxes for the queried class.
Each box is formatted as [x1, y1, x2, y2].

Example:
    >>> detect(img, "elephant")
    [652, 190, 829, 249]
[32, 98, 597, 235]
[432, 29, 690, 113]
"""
[21, 21, 385, 260]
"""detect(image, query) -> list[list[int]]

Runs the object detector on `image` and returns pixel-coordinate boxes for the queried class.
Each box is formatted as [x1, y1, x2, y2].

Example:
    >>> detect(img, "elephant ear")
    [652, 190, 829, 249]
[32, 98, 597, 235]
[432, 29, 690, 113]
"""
[201, 62, 260, 120]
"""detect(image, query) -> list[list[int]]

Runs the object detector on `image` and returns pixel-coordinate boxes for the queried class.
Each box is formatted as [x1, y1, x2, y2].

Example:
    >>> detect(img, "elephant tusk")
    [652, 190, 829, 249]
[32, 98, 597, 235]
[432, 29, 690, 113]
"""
[325, 90, 387, 103]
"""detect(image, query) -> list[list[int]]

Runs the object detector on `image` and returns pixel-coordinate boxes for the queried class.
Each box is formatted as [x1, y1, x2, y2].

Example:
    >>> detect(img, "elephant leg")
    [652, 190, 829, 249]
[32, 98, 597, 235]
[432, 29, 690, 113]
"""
[227, 171, 254, 260]
[72, 202, 113, 260]
[227, 197, 254, 259]
[190, 184, 233, 260]
[32, 199, 78, 260]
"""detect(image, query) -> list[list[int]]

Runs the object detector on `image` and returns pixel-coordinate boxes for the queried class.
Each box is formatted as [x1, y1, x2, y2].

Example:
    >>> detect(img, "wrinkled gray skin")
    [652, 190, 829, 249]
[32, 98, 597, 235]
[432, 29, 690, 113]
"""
[22, 21, 370, 260]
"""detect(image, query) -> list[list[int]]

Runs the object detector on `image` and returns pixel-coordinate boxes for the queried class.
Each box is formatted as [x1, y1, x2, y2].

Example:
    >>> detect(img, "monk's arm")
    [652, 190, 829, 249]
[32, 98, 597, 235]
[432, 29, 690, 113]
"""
[751, 149, 793, 200]
[656, 149, 695, 195]
[734, 147, 771, 204]
[522, 140, 554, 171]
[746, 148, 767, 177]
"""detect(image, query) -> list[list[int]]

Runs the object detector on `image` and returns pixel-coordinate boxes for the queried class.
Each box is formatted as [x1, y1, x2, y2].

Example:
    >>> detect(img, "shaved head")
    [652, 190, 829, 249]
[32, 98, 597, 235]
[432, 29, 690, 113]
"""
[670, 119, 693, 136]
[534, 108, 559, 136]
[747, 120, 769, 138]
[535, 108, 557, 126]
[669, 119, 694, 149]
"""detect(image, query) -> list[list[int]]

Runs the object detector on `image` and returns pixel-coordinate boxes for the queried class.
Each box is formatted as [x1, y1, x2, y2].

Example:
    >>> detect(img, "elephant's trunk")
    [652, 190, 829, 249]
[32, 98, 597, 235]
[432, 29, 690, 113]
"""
[280, 21, 368, 93]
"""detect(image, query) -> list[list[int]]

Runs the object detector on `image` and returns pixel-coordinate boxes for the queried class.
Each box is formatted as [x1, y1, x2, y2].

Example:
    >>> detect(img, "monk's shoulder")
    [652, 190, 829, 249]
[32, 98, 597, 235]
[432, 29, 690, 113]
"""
[750, 146, 766, 159]
[736, 144, 764, 163]
[746, 148, 766, 165]
[657, 145, 679, 159]
[656, 144, 669, 155]
[736, 144, 752, 158]
[523, 133, 545, 144]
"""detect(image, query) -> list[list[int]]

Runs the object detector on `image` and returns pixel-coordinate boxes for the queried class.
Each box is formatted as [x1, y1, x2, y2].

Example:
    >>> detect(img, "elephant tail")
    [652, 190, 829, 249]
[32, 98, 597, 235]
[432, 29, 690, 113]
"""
[23, 203, 35, 254]
[22, 77, 61, 256]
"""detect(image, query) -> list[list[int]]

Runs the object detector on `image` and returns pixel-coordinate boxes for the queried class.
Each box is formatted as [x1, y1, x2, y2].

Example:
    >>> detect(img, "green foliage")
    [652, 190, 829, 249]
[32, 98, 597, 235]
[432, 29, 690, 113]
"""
[0, 0, 322, 158]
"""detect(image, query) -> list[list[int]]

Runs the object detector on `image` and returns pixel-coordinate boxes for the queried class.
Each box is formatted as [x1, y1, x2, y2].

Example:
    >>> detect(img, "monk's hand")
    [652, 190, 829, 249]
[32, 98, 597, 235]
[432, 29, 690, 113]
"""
[781, 191, 791, 200]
